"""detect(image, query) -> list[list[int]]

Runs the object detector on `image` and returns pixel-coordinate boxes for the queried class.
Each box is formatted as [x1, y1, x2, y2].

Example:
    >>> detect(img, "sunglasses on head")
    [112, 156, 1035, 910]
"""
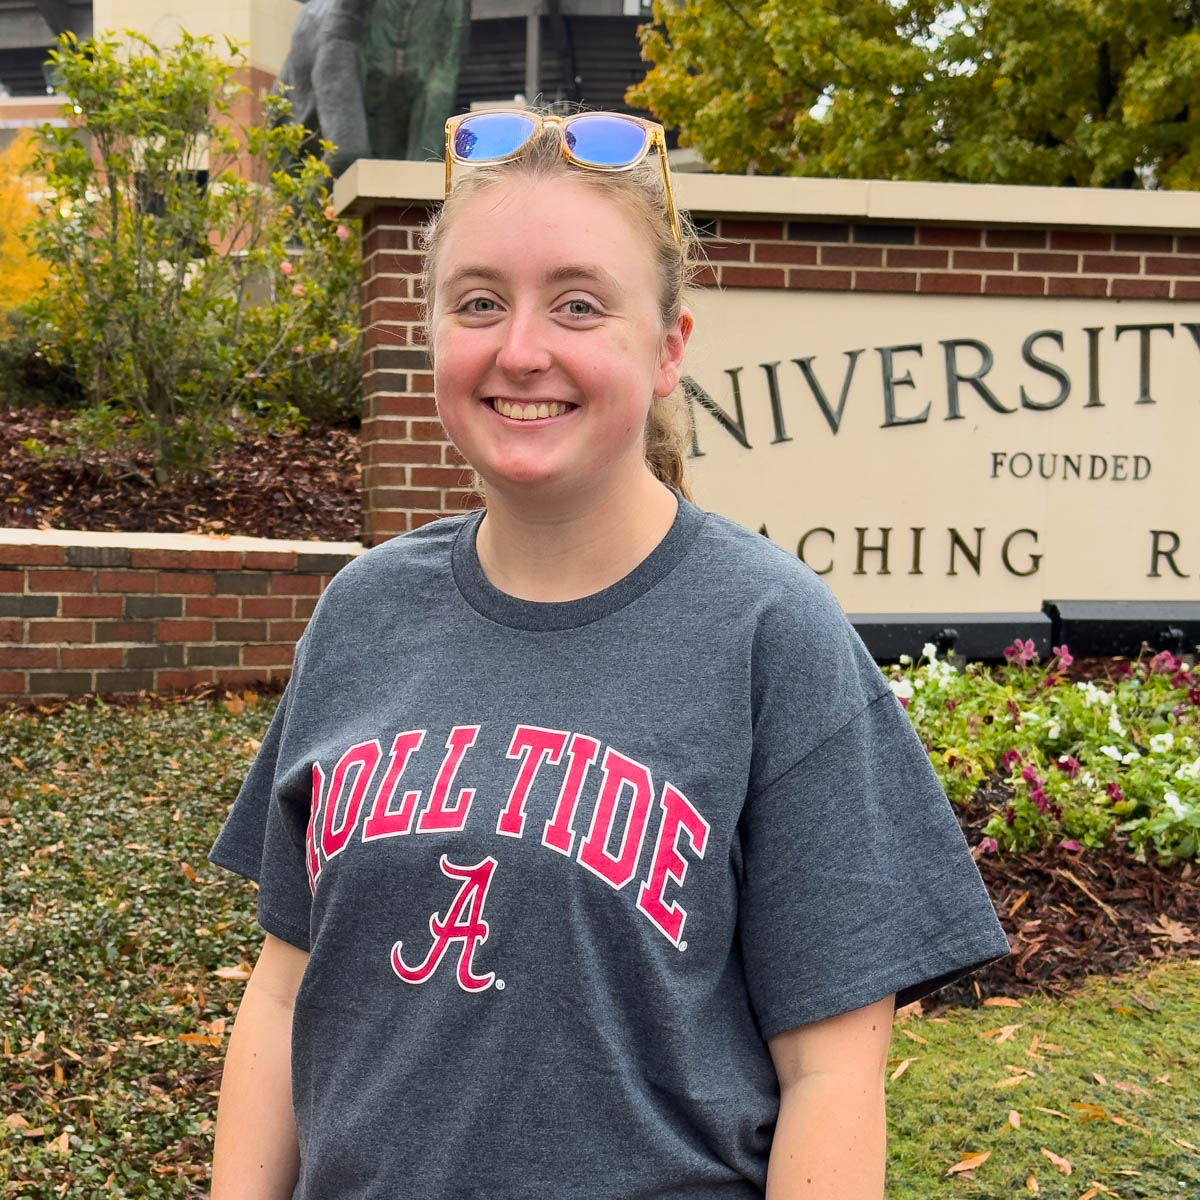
[443, 109, 681, 246]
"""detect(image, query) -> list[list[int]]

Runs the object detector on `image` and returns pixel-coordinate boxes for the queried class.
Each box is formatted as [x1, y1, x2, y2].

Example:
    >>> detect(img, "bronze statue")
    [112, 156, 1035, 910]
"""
[277, 0, 472, 176]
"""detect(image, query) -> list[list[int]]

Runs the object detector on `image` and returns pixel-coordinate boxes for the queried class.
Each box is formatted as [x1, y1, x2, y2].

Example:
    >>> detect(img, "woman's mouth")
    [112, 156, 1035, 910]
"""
[489, 398, 575, 421]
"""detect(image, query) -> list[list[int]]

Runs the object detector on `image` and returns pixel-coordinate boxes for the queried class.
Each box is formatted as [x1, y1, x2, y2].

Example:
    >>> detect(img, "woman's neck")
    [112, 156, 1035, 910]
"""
[474, 471, 679, 603]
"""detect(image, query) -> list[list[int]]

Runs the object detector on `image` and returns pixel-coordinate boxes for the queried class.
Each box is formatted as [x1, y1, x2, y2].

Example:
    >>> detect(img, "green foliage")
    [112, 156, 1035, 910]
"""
[23, 31, 361, 482]
[630, 1, 1200, 187]
[892, 644, 1200, 864]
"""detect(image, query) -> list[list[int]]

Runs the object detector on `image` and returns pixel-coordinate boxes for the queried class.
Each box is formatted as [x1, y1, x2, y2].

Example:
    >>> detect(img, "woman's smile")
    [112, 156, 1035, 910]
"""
[486, 397, 579, 422]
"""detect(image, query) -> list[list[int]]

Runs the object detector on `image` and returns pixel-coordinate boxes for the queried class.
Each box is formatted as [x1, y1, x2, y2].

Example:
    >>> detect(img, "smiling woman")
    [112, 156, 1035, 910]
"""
[208, 106, 1011, 1200]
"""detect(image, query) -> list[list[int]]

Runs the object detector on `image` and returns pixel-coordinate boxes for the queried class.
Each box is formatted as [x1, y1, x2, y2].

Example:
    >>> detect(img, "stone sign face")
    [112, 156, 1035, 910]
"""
[682, 291, 1200, 613]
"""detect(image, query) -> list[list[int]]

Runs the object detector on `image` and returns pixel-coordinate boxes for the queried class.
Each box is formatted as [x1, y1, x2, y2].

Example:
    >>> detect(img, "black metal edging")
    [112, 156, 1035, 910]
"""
[848, 612, 1051, 664]
[1042, 601, 1200, 659]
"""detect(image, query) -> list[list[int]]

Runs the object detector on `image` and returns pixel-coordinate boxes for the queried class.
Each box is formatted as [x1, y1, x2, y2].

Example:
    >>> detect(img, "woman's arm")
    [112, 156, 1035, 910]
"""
[765, 993, 895, 1200]
[211, 932, 309, 1200]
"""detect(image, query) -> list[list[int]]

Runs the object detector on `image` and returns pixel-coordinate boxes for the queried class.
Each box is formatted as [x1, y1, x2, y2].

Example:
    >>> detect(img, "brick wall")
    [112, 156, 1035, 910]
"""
[0, 534, 358, 702]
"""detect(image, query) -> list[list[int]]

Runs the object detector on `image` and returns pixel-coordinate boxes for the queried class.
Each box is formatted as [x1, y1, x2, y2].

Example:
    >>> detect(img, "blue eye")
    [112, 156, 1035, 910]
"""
[563, 299, 596, 316]
[465, 297, 497, 312]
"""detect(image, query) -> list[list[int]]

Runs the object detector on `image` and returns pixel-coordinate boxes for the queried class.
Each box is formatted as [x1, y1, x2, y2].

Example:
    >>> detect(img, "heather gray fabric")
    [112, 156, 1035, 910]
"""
[210, 494, 1010, 1198]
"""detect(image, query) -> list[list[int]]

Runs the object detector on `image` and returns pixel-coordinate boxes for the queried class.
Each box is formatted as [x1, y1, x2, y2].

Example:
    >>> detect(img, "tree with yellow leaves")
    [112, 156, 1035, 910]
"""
[0, 132, 48, 311]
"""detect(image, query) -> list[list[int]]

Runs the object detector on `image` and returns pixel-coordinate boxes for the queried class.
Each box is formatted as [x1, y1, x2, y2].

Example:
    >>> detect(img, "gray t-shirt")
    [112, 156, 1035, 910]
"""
[210, 495, 1010, 1198]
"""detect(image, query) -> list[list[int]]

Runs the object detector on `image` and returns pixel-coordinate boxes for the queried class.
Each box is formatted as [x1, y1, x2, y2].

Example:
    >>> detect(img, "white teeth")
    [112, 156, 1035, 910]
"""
[491, 399, 570, 421]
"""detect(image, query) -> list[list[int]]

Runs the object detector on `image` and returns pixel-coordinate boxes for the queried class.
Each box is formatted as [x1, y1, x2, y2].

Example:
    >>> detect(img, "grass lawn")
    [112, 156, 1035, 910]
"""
[1, 696, 1197, 1198]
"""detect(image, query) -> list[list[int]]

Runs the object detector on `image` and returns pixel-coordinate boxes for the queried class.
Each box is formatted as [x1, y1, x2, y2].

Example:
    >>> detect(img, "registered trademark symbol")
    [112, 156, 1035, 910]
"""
[678, 941, 688, 952]
[495, 979, 505, 990]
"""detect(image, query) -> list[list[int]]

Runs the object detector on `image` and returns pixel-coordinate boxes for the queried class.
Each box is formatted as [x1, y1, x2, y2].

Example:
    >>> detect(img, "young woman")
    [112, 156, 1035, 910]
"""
[210, 109, 1010, 1199]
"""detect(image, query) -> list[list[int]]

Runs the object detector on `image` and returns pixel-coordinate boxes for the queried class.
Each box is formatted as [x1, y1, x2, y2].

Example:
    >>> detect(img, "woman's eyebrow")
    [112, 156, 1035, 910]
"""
[544, 264, 622, 292]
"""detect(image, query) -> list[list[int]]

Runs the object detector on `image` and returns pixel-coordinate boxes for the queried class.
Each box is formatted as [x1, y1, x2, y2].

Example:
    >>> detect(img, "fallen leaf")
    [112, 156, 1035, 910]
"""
[1129, 993, 1159, 1012]
[53, 1129, 69, 1155]
[1009, 890, 1030, 916]
[1112, 1081, 1149, 1096]
[947, 1151, 990, 1175]
[1092, 1073, 1108, 1086]
[180, 861, 199, 885]
[133, 1035, 167, 1046]
[222, 695, 245, 716]
[984, 996, 1022, 1008]
[1026, 1174, 1039, 1192]
[901, 1028, 927, 1044]
[983, 1023, 1021, 1043]
[1168, 1137, 1199, 1152]
[1155, 1073, 1171, 1085]
[1040, 1042, 1064, 1052]
[890, 1057, 915, 1081]
[1041, 1147, 1072, 1175]
[53, 1061, 64, 1084]
[202, 1017, 227, 1037]
[1008, 1109, 1021, 1129]
[1109, 1115, 1151, 1134]
[5, 1113, 30, 1128]
[1109, 1004, 1137, 1016]
[1143, 914, 1194, 944]
[1079, 1184, 1119, 1198]
[9, 756, 26, 770]
[995, 1075, 1029, 1088]
[177, 1032, 222, 1047]
[1034, 1106, 1069, 1118]
[212, 963, 252, 981]
[1072, 1102, 1108, 1121]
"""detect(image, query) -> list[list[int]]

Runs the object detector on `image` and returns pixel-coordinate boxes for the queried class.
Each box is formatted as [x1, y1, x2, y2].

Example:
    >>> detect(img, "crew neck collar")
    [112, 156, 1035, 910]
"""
[451, 491, 706, 632]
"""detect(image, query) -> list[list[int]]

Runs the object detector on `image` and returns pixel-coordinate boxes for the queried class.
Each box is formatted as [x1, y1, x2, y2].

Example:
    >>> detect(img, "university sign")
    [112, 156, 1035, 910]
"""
[682, 293, 1200, 615]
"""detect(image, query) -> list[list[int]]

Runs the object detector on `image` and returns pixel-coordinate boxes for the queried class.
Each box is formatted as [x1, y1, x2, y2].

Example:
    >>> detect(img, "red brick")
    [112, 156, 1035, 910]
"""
[94, 620, 154, 642]
[363, 225, 410, 254]
[1018, 252, 1078, 272]
[29, 620, 91, 644]
[364, 298, 420, 323]
[409, 513, 444, 531]
[366, 251, 423, 276]
[157, 571, 216, 594]
[1048, 275, 1107, 297]
[157, 668, 217, 690]
[129, 549, 191, 569]
[1082, 254, 1141, 274]
[363, 417, 412, 442]
[270, 574, 323, 597]
[186, 596, 240, 617]
[156, 619, 214, 642]
[853, 271, 917, 292]
[952, 250, 1013, 271]
[62, 594, 123, 617]
[268, 620, 309, 641]
[373, 488, 443, 508]
[719, 218, 784, 240]
[0, 647, 57, 667]
[216, 620, 267, 641]
[787, 268, 852, 290]
[218, 667, 281, 687]
[363, 443, 439, 469]
[985, 275, 1046, 296]
[719, 266, 787, 288]
[1172, 280, 1200, 299]
[362, 428, 409, 453]
[985, 229, 1047, 249]
[1177, 235, 1200, 253]
[0, 572, 21, 593]
[1111, 278, 1170, 299]
[820, 245, 882, 267]
[700, 240, 752, 262]
[919, 273, 983, 294]
[445, 491, 482, 511]
[243, 644, 296, 667]
[1049, 230, 1111, 251]
[0, 545, 64, 567]
[243, 552, 297, 571]
[917, 227, 982, 247]
[62, 647, 124, 668]
[886, 248, 947, 269]
[1146, 255, 1200, 276]
[0, 619, 22, 642]
[364, 465, 413, 488]
[411, 372, 434, 393]
[368, 395, 439, 418]
[1114, 233, 1173, 252]
[292, 597, 319, 619]
[95, 569, 154, 592]
[187, 550, 244, 570]
[443, 443, 470, 467]
[411, 466, 473, 488]
[364, 323, 417, 350]
[746, 242, 813, 265]
[27, 569, 94, 593]
[0, 670, 25, 694]
[242, 596, 293, 619]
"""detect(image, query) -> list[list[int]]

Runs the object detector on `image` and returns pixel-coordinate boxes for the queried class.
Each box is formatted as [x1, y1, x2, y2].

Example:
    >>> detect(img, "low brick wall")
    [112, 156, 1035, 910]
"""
[0, 530, 360, 701]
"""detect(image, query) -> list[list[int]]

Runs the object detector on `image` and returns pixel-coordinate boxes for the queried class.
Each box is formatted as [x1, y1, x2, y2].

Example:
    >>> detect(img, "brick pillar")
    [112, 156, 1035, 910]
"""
[359, 203, 478, 546]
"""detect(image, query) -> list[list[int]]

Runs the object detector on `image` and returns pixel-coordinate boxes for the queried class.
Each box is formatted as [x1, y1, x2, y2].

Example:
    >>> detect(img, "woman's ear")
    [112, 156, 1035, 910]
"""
[654, 304, 694, 398]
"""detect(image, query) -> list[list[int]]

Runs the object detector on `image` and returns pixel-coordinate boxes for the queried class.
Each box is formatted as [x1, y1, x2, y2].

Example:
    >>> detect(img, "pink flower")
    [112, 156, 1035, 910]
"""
[292, 344, 304, 354]
[336, 224, 350, 241]
[1149, 650, 1181, 675]
[978, 837, 1000, 855]
[1055, 755, 1081, 779]
[324, 204, 337, 220]
[328, 337, 339, 351]
[1030, 785, 1049, 814]
[1058, 839, 1082, 852]
[1106, 782, 1125, 804]
[1021, 765, 1042, 786]
[1003, 639, 1036, 666]
[292, 283, 306, 297]
[280, 259, 294, 276]
[1052, 644, 1074, 668]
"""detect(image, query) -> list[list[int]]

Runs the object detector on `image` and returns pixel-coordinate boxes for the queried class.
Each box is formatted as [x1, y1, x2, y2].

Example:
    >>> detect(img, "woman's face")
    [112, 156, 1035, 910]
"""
[430, 173, 690, 504]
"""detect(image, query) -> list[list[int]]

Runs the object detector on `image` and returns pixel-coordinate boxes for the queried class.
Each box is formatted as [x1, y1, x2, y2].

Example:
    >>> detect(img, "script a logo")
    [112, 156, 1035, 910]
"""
[391, 855, 498, 993]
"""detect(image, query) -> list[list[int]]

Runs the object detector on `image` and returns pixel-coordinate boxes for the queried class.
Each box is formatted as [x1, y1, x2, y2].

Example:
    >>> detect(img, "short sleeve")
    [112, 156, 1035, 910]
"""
[738, 689, 1011, 1040]
[209, 680, 313, 951]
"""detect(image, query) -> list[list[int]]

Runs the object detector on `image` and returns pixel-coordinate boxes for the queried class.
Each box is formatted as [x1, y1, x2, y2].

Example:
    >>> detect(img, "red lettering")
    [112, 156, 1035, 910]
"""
[542, 733, 600, 856]
[306, 761, 325, 893]
[496, 725, 570, 838]
[636, 781, 710, 945]
[416, 725, 481, 832]
[577, 748, 654, 890]
[320, 740, 383, 860]
[362, 730, 426, 841]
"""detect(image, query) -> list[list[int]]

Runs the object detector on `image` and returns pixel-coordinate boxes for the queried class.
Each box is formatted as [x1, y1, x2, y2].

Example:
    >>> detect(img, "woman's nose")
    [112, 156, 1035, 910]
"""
[495, 312, 552, 375]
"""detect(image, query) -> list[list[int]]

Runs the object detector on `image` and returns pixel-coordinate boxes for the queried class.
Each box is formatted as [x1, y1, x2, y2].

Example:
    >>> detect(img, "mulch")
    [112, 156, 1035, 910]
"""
[0, 405, 362, 542]
[3, 404, 1199, 1003]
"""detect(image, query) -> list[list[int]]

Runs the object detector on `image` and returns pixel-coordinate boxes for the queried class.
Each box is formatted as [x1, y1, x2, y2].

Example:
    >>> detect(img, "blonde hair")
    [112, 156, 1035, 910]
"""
[421, 115, 700, 501]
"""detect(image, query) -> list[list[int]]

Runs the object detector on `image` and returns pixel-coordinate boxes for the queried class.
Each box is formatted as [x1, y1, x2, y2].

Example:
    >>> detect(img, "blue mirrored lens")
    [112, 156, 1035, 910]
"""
[565, 115, 649, 166]
[454, 113, 538, 161]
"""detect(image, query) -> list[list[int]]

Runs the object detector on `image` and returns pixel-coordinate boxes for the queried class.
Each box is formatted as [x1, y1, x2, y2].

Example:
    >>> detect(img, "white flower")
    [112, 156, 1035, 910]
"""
[1108, 710, 1126, 736]
[1076, 681, 1110, 706]
[898, 654, 912, 666]
[1164, 791, 1187, 820]
[1100, 745, 1122, 761]
[1020, 711, 1040, 724]
[922, 642, 938, 661]
[1048, 722, 1061, 739]
[1175, 756, 1200, 782]
[1080, 771, 1096, 788]
[1149, 732, 1175, 754]
[889, 678, 914, 701]
[1122, 752, 1138, 765]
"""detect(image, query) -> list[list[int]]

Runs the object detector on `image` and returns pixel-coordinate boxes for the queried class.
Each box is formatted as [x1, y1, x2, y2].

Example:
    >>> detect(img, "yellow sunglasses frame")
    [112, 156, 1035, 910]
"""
[444, 110, 681, 246]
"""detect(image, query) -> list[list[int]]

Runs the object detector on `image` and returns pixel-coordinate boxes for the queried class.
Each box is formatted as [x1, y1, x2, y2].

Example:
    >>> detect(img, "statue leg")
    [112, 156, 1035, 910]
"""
[313, 0, 373, 176]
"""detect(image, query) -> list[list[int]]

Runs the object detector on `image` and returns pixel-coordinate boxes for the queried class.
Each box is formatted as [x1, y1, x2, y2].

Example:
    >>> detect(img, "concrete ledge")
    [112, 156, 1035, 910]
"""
[0, 528, 363, 555]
